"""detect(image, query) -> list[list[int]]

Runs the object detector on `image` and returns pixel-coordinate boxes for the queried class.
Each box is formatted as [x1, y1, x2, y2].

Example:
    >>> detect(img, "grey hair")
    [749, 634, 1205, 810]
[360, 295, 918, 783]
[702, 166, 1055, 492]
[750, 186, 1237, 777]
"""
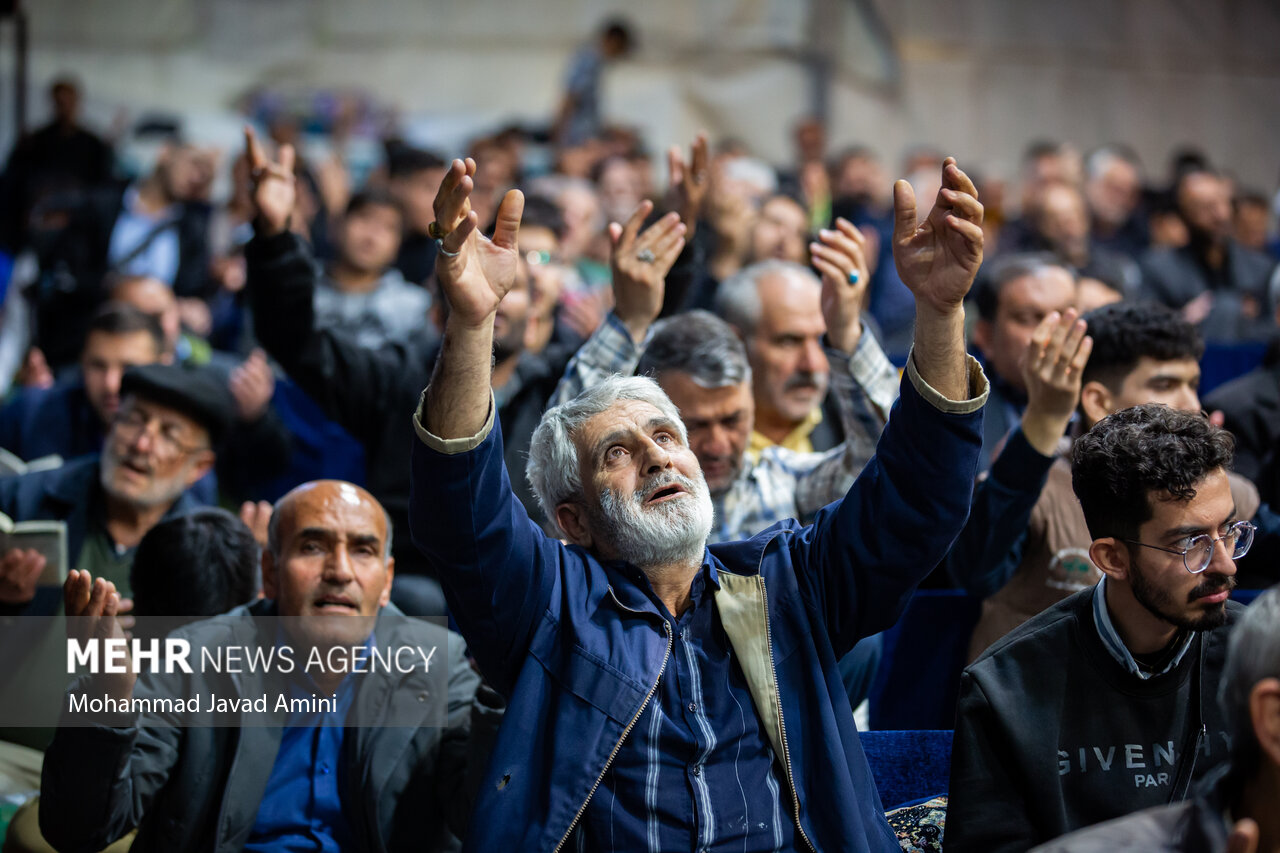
[973, 252, 1074, 322]
[1219, 586, 1280, 777]
[1084, 144, 1142, 182]
[526, 375, 686, 536]
[266, 488, 394, 563]
[636, 310, 751, 389]
[714, 259, 818, 336]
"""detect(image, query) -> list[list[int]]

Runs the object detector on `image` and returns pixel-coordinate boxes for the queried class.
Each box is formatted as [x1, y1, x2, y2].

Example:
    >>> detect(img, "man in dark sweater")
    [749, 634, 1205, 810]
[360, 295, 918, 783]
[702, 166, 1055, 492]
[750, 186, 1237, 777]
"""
[243, 129, 565, 620]
[1029, 585, 1279, 852]
[948, 404, 1252, 852]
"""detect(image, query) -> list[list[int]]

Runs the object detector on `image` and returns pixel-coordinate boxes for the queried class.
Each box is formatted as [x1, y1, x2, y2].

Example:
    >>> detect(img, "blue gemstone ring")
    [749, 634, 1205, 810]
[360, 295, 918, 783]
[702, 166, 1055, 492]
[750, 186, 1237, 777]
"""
[848, 270, 861, 285]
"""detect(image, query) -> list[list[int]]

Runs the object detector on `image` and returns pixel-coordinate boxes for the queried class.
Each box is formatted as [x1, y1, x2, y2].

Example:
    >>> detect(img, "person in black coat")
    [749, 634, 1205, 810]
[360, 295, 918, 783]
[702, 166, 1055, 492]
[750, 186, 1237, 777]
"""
[243, 129, 569, 619]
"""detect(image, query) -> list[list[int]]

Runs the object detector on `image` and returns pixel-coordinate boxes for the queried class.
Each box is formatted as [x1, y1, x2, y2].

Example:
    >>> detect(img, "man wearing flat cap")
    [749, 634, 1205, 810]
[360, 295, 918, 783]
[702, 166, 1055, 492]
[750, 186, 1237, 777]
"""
[0, 362, 231, 787]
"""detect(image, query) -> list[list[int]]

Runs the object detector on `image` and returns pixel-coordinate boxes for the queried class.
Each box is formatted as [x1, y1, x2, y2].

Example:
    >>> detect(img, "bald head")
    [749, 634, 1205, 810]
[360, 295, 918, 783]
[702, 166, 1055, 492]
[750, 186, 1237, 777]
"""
[262, 480, 394, 649]
[268, 480, 392, 562]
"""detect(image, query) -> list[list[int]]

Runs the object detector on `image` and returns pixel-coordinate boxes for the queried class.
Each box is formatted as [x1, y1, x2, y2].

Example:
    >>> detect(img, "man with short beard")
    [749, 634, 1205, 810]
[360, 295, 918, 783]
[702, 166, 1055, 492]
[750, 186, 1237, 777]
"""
[948, 404, 1252, 853]
[0, 363, 224, 773]
[406, 148, 988, 850]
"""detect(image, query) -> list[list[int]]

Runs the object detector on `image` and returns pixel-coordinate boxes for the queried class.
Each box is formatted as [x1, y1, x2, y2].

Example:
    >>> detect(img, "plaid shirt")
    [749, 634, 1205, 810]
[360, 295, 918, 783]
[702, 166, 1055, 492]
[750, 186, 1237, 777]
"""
[549, 312, 901, 542]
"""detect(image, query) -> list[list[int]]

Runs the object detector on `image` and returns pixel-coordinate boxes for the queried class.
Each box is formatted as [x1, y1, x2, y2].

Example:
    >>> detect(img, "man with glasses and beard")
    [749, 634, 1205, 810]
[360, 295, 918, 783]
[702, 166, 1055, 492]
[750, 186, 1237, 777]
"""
[949, 404, 1252, 853]
[0, 363, 224, 787]
[403, 146, 989, 850]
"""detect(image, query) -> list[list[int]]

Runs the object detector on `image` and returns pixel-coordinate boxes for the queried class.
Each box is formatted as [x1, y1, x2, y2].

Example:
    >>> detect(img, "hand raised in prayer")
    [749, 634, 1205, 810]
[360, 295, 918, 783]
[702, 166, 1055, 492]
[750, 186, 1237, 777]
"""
[432, 158, 525, 330]
[892, 157, 984, 316]
[1020, 309, 1092, 456]
[664, 132, 709, 237]
[64, 569, 136, 700]
[609, 200, 686, 343]
[811, 217, 871, 354]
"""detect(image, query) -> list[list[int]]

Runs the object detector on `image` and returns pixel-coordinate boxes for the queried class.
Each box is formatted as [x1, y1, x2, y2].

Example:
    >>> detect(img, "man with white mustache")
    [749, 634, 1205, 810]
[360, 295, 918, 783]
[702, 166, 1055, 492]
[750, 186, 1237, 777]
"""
[398, 150, 989, 851]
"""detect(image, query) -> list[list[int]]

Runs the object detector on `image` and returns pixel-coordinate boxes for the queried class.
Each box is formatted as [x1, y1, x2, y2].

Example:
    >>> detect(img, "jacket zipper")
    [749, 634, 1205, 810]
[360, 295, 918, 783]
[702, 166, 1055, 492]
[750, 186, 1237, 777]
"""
[552, 613, 673, 852]
[759, 575, 817, 853]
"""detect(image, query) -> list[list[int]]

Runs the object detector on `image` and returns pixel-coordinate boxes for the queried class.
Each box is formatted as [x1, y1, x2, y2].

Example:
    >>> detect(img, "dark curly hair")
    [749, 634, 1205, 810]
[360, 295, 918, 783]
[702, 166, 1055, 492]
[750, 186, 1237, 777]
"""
[1072, 404, 1234, 541]
[1080, 302, 1204, 390]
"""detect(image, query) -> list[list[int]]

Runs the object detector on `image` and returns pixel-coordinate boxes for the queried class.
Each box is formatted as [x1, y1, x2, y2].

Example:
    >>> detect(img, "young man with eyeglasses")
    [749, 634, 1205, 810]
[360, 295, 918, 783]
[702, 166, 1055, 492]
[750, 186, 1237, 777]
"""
[948, 404, 1251, 853]
[0, 363, 228, 777]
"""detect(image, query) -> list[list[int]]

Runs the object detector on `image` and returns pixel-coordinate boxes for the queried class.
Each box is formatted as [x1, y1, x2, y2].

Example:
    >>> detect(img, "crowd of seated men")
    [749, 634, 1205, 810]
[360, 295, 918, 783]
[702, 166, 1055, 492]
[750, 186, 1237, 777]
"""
[1, 42, 1278, 852]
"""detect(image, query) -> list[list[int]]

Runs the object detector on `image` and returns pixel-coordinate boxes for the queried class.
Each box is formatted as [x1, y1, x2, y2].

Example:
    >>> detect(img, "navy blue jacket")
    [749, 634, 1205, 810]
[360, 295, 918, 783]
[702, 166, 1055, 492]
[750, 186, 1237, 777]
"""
[409, 356, 987, 851]
[0, 379, 102, 462]
[0, 455, 208, 619]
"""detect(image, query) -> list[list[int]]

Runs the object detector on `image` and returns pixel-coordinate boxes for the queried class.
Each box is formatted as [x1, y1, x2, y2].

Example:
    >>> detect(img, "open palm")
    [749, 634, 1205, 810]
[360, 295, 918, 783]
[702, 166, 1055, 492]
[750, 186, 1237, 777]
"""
[892, 158, 984, 313]
[432, 158, 525, 328]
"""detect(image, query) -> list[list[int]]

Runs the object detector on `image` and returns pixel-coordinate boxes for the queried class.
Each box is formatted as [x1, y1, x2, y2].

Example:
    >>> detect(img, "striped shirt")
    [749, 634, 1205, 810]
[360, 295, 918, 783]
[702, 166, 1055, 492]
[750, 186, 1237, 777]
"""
[573, 562, 796, 852]
[550, 312, 900, 542]
[1092, 577, 1194, 679]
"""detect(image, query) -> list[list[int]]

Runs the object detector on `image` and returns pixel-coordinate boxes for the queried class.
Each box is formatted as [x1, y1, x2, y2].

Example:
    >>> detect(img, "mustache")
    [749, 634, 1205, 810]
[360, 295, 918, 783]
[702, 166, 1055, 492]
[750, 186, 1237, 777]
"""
[1188, 573, 1236, 601]
[633, 471, 697, 503]
[783, 371, 825, 392]
[112, 452, 155, 476]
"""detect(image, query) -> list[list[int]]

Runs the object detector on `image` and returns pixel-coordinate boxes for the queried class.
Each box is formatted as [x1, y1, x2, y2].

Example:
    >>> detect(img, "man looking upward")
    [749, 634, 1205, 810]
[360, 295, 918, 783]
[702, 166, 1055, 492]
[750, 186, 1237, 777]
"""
[401, 149, 987, 850]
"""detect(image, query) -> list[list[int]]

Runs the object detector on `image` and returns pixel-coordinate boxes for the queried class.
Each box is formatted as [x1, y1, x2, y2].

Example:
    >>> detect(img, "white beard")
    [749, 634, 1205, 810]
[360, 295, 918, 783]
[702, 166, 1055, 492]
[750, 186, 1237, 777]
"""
[592, 470, 714, 571]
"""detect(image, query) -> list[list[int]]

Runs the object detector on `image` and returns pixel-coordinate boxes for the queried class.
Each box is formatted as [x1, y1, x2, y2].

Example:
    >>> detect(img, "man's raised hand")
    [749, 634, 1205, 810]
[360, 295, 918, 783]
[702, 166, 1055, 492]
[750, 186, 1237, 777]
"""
[811, 217, 871, 354]
[433, 158, 525, 330]
[244, 126, 297, 237]
[892, 157, 984, 315]
[665, 132, 709, 236]
[609, 200, 686, 343]
[1020, 309, 1092, 456]
[64, 569, 136, 700]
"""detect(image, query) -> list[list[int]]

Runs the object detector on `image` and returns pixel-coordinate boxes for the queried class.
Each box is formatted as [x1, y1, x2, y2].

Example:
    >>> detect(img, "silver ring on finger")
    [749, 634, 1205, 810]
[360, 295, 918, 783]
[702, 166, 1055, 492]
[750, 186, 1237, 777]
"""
[636, 249, 656, 264]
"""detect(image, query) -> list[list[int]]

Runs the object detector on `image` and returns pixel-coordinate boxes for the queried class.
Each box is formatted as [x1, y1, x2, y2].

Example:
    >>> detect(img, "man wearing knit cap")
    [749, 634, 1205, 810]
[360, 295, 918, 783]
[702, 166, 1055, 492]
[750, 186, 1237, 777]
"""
[0, 362, 230, 782]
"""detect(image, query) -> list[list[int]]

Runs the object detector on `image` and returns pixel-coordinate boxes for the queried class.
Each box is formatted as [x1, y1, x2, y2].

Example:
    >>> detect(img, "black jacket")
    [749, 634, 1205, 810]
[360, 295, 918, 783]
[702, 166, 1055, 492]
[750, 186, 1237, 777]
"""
[39, 600, 495, 853]
[1030, 764, 1237, 852]
[1139, 241, 1277, 342]
[246, 231, 566, 577]
[947, 585, 1239, 853]
[1204, 349, 1280, 502]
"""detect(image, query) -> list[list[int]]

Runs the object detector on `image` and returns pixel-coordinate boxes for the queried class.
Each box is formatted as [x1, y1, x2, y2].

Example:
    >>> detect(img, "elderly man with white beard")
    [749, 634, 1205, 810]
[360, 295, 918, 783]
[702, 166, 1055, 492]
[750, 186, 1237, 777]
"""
[390, 148, 990, 850]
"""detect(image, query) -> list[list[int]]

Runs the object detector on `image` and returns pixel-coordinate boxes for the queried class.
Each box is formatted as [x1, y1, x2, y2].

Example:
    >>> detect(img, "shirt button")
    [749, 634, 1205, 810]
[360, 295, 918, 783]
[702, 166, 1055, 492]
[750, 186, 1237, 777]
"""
[691, 765, 702, 777]
[688, 702, 697, 713]
[320, 763, 330, 775]
[678, 629, 686, 640]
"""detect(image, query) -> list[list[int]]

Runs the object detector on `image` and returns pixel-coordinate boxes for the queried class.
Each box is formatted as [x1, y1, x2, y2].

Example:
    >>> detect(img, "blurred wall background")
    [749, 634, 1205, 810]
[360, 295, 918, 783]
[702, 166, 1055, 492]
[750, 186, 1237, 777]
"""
[0, 0, 1277, 190]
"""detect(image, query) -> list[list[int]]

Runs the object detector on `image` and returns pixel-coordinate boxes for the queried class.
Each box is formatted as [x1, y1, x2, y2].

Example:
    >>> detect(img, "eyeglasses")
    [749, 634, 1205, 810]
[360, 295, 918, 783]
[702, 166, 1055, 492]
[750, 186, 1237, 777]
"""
[525, 250, 563, 267]
[112, 408, 207, 460]
[1123, 520, 1256, 574]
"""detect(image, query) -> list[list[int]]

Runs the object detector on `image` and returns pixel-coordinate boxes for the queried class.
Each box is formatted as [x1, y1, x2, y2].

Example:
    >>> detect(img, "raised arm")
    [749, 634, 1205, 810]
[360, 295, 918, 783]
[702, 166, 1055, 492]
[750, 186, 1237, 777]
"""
[41, 571, 182, 852]
[943, 310, 1092, 594]
[242, 127, 413, 443]
[892, 157, 985, 399]
[790, 219, 895, 517]
[548, 202, 685, 408]
[424, 158, 524, 438]
[786, 159, 990, 655]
